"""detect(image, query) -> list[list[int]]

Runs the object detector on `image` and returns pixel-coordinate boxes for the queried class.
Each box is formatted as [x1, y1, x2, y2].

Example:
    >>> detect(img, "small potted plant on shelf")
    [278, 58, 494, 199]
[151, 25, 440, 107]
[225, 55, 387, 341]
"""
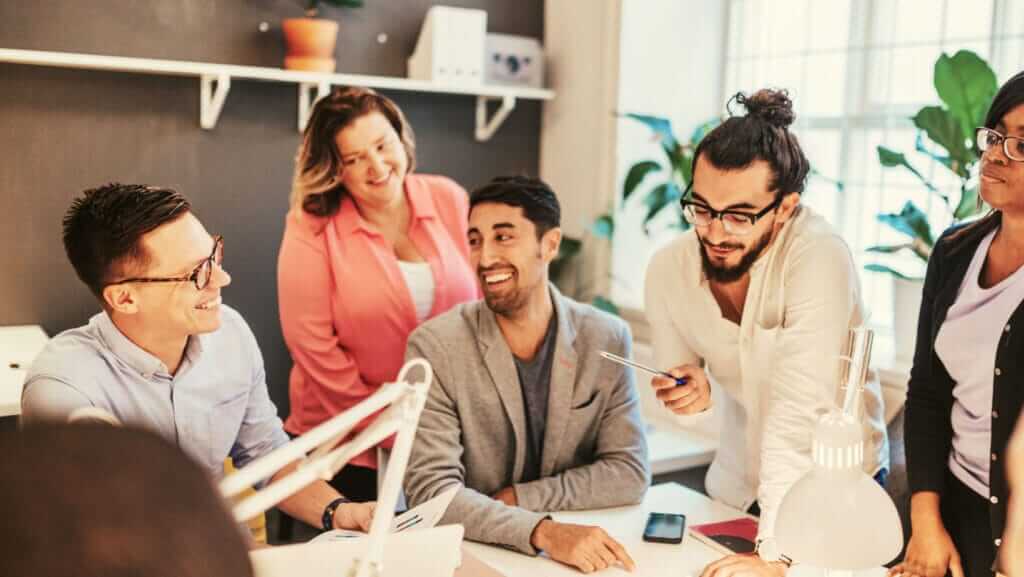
[868, 50, 996, 362]
[282, 0, 364, 72]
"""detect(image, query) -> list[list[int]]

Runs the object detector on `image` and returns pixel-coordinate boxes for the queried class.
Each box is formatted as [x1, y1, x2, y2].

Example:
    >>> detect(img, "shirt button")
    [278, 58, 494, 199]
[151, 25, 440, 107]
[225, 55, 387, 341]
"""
[990, 495, 999, 504]
[995, 368, 1002, 376]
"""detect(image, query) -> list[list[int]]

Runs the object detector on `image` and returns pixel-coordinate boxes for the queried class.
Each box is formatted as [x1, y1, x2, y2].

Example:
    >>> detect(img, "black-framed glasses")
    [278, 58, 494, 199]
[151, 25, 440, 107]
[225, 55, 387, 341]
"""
[680, 192, 782, 236]
[976, 127, 1024, 162]
[111, 235, 224, 291]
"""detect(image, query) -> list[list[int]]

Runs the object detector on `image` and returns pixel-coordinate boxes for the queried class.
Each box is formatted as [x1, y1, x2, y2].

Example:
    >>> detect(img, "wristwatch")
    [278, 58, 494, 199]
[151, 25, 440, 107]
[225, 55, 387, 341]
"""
[321, 496, 351, 531]
[755, 538, 793, 568]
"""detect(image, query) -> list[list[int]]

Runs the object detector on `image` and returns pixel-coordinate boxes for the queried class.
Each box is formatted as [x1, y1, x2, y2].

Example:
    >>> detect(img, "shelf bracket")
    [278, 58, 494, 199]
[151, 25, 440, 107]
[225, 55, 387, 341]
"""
[199, 73, 231, 130]
[298, 81, 332, 133]
[475, 95, 517, 142]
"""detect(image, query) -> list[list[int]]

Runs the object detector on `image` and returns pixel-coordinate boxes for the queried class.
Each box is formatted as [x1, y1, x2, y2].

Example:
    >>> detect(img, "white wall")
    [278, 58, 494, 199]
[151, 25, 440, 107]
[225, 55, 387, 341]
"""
[611, 0, 729, 310]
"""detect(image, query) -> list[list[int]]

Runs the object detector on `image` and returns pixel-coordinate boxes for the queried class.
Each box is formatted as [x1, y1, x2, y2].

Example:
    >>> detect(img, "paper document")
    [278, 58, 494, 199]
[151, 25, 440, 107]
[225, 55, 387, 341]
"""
[311, 485, 459, 543]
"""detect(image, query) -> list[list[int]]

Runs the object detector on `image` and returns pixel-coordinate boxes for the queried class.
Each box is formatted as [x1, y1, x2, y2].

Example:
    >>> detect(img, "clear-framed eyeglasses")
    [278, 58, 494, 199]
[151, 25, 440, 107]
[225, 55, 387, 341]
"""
[976, 127, 1024, 162]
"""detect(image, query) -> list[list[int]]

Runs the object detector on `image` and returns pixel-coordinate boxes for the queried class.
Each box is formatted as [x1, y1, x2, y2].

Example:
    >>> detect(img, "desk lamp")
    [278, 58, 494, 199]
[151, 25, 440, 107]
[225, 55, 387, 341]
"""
[219, 358, 436, 577]
[774, 328, 903, 575]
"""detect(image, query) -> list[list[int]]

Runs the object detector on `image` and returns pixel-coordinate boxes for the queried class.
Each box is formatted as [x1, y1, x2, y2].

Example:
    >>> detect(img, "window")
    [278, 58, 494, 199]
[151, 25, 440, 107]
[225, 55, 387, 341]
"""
[613, 0, 1024, 341]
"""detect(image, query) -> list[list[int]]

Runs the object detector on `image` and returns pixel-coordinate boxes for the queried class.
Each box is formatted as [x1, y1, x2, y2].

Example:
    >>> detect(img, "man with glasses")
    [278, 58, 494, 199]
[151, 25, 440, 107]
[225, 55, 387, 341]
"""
[644, 90, 889, 577]
[22, 183, 376, 537]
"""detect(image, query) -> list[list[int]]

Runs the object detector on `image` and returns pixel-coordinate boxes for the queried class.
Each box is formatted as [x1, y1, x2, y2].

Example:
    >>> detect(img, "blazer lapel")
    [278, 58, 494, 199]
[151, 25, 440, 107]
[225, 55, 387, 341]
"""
[477, 304, 527, 481]
[540, 285, 577, 478]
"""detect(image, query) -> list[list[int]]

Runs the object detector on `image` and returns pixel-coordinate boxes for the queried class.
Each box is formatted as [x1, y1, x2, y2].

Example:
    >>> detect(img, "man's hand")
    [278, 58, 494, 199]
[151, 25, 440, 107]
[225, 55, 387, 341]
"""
[700, 553, 786, 577]
[651, 364, 711, 415]
[493, 486, 518, 507]
[888, 522, 963, 577]
[334, 501, 377, 532]
[530, 519, 636, 573]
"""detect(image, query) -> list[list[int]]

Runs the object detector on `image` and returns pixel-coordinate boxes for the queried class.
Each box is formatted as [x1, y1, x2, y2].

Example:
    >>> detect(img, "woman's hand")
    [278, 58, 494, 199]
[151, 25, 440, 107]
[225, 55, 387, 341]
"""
[889, 521, 963, 577]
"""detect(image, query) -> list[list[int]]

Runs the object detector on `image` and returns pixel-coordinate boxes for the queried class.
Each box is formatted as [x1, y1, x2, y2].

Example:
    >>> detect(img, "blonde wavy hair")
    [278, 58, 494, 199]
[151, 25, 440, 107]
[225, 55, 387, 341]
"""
[290, 86, 417, 217]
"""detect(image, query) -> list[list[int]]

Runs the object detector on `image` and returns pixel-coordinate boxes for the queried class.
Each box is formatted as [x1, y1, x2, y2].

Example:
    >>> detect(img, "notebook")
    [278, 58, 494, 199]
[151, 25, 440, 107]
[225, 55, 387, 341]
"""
[689, 517, 758, 555]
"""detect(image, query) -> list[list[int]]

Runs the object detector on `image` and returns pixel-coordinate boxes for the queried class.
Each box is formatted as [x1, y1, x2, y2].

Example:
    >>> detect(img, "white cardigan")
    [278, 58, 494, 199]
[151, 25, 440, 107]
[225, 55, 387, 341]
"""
[644, 206, 888, 541]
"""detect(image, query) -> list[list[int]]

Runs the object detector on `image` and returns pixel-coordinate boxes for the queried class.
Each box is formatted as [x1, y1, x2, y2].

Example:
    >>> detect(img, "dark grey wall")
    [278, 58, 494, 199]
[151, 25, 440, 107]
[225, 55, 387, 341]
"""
[0, 0, 543, 414]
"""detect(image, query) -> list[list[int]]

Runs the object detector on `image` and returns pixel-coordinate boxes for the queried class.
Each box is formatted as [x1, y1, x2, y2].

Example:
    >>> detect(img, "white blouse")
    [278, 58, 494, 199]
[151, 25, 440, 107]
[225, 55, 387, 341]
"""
[397, 260, 436, 323]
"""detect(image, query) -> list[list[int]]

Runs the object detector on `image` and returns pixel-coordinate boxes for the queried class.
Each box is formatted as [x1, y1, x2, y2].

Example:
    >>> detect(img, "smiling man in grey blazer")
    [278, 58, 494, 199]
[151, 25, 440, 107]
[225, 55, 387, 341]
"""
[404, 176, 650, 574]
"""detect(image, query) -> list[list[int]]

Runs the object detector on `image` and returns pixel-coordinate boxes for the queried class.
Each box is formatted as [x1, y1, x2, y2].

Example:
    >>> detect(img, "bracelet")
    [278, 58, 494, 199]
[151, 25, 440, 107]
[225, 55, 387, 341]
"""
[321, 496, 350, 532]
[754, 539, 794, 568]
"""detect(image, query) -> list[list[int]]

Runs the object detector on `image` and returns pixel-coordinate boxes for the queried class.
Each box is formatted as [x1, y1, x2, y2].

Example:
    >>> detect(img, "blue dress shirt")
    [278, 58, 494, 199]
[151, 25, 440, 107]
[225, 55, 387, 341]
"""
[22, 305, 289, 481]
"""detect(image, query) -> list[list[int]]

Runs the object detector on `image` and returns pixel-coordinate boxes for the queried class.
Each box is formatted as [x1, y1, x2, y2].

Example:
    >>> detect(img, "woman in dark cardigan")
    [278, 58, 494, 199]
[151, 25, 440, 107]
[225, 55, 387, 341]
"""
[892, 72, 1024, 577]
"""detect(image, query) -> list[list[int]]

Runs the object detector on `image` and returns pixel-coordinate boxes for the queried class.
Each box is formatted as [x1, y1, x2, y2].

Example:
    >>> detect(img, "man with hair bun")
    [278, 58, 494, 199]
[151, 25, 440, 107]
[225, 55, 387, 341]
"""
[644, 89, 889, 576]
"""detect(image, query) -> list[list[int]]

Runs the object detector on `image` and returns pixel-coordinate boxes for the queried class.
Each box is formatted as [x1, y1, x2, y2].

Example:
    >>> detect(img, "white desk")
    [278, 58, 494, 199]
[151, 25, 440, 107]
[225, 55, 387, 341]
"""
[462, 482, 886, 577]
[0, 325, 49, 417]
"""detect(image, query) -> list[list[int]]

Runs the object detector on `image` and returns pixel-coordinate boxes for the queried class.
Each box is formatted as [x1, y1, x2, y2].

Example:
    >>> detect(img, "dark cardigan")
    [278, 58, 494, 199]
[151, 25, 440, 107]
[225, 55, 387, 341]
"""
[905, 212, 1024, 554]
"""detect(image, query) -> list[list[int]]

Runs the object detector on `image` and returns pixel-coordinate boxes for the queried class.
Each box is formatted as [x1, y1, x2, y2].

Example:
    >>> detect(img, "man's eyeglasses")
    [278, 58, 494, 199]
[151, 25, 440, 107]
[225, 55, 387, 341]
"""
[111, 235, 224, 291]
[976, 127, 1024, 162]
[680, 192, 782, 236]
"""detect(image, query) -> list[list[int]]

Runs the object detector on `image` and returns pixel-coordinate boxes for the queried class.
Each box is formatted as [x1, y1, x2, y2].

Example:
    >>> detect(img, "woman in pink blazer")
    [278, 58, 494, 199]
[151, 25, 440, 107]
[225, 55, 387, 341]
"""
[278, 87, 479, 503]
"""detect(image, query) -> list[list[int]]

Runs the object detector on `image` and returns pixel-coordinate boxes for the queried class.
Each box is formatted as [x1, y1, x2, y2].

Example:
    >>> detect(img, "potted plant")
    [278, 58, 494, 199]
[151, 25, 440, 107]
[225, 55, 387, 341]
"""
[282, 0, 363, 72]
[868, 50, 997, 362]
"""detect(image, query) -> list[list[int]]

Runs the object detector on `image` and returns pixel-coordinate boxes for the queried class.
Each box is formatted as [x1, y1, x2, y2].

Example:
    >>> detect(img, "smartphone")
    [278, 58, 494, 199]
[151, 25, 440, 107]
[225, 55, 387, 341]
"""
[642, 512, 686, 544]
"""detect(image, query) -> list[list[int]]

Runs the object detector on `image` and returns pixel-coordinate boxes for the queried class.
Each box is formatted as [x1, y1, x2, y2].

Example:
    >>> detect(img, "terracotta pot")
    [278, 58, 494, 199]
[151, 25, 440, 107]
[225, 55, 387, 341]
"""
[282, 17, 339, 71]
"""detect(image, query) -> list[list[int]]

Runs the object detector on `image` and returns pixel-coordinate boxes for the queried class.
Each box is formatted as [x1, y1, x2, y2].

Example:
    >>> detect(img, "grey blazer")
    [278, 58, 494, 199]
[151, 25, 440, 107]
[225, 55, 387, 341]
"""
[403, 285, 650, 555]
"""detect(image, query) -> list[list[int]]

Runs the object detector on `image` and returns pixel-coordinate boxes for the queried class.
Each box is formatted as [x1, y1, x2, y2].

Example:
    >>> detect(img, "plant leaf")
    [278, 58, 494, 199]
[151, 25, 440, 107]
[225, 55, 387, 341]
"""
[865, 263, 920, 281]
[866, 244, 915, 254]
[622, 161, 661, 202]
[592, 296, 620, 316]
[934, 50, 998, 142]
[913, 106, 970, 179]
[643, 182, 682, 226]
[876, 200, 935, 246]
[953, 183, 985, 220]
[591, 214, 615, 239]
[877, 146, 941, 196]
[623, 113, 678, 150]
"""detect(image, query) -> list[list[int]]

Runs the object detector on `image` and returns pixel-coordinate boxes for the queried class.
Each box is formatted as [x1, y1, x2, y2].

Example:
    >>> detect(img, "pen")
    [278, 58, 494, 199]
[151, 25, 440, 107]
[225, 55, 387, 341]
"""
[599, 351, 687, 385]
[395, 514, 423, 532]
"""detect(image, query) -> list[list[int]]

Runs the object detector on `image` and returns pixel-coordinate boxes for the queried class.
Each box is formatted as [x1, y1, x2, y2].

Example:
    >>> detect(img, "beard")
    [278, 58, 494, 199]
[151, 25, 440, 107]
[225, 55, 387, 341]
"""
[698, 226, 773, 283]
[483, 281, 532, 317]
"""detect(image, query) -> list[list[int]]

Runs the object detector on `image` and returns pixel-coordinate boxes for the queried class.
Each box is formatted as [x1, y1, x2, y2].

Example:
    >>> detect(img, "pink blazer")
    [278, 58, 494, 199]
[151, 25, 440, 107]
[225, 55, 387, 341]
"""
[278, 173, 480, 468]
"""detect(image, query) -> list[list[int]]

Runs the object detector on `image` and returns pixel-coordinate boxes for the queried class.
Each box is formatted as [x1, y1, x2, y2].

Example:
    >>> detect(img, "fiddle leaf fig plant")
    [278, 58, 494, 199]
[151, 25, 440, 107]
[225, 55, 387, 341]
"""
[868, 50, 997, 280]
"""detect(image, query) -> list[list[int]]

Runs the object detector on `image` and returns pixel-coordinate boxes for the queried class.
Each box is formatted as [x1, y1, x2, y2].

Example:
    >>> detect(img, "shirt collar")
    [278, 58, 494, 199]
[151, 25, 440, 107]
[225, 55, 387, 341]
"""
[334, 175, 437, 237]
[94, 312, 204, 378]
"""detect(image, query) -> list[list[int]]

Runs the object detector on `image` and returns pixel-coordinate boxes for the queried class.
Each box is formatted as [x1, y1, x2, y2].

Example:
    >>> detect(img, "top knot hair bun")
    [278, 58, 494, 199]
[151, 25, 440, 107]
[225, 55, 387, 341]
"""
[734, 89, 795, 129]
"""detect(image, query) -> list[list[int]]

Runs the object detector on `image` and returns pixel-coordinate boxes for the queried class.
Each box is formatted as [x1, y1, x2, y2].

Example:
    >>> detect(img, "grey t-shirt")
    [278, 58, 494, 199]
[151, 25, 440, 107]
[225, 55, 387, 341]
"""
[512, 311, 557, 483]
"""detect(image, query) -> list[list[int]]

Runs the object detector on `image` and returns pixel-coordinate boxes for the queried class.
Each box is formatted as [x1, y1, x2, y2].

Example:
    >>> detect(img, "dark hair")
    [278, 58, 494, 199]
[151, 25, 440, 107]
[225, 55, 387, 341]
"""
[985, 70, 1024, 130]
[293, 86, 417, 217]
[692, 89, 810, 198]
[469, 175, 561, 238]
[0, 425, 253, 577]
[946, 72, 1024, 247]
[63, 183, 191, 299]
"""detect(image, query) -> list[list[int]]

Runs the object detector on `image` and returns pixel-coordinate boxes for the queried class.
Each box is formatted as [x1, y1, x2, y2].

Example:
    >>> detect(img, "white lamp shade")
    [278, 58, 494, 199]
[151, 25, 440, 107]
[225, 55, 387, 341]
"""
[774, 414, 903, 569]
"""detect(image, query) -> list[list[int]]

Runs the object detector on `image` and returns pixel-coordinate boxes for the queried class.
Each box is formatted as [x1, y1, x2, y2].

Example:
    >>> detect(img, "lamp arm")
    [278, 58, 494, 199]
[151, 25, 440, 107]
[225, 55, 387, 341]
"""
[220, 382, 406, 499]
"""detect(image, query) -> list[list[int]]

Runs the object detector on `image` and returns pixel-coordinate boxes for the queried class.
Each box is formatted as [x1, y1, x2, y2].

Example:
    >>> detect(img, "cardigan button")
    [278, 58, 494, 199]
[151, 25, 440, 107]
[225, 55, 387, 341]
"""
[1005, 324, 1011, 332]
[994, 410, 1000, 419]
[996, 538, 1002, 547]
[990, 495, 999, 504]
[992, 452, 998, 462]
[995, 367, 1002, 376]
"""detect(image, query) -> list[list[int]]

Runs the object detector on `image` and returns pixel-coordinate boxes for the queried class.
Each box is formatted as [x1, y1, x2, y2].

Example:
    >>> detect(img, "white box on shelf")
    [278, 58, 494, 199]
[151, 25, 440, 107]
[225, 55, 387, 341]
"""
[485, 33, 544, 89]
[407, 6, 486, 87]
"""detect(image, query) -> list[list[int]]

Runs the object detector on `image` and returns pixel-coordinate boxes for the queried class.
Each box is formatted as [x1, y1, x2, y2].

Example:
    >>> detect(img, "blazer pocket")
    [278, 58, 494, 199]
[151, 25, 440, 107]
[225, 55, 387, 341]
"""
[571, 390, 601, 410]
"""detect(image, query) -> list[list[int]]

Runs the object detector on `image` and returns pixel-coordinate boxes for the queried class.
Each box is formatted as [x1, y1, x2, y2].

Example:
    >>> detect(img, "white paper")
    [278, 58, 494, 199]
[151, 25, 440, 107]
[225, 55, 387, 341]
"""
[310, 485, 459, 544]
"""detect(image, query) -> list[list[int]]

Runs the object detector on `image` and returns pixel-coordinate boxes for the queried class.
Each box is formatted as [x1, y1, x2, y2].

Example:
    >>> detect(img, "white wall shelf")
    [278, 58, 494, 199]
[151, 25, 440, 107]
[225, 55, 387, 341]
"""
[0, 48, 555, 140]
